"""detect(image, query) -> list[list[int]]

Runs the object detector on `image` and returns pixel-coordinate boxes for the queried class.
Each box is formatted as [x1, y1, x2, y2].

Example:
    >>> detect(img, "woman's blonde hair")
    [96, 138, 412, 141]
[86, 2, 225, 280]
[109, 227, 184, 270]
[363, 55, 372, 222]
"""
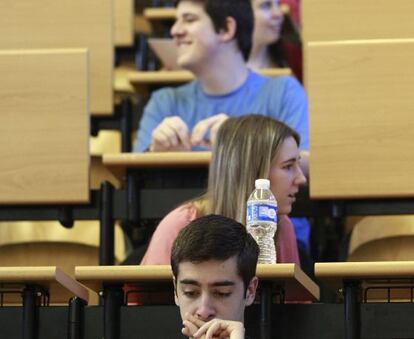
[197, 115, 300, 224]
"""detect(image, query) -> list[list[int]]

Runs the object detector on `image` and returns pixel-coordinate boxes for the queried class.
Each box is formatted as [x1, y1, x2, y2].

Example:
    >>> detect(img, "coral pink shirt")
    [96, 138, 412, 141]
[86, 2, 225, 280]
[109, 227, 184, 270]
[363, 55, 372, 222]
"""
[141, 203, 300, 265]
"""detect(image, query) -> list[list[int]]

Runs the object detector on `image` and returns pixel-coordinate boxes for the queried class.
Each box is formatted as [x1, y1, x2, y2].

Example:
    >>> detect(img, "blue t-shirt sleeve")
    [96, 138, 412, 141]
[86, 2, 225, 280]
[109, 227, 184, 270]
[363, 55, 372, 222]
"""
[133, 88, 175, 152]
[279, 76, 309, 150]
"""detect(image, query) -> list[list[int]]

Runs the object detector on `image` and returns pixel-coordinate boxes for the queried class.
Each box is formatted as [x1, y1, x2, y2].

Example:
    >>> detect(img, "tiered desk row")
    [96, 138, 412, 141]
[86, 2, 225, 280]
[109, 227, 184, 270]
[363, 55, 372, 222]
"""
[4, 262, 414, 338]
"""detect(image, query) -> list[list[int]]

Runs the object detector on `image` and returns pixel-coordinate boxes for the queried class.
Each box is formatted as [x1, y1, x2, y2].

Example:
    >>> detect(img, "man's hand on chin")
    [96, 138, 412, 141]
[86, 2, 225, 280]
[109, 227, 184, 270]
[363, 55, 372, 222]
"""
[182, 313, 245, 339]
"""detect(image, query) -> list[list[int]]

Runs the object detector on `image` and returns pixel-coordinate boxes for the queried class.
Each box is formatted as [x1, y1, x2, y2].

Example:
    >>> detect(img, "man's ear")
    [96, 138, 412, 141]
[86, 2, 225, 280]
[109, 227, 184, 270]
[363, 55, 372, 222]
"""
[245, 276, 258, 306]
[219, 16, 237, 42]
[173, 277, 180, 306]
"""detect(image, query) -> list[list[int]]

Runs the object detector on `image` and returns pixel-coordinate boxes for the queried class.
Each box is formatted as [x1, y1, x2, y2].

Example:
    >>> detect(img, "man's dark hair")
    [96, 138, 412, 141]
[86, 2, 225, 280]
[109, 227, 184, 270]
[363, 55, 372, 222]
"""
[171, 214, 259, 289]
[176, 0, 253, 60]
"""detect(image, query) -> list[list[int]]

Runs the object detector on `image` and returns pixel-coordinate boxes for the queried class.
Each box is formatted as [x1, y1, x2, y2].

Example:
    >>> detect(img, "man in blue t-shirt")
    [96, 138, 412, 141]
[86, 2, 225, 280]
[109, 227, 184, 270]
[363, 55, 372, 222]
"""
[134, 0, 310, 250]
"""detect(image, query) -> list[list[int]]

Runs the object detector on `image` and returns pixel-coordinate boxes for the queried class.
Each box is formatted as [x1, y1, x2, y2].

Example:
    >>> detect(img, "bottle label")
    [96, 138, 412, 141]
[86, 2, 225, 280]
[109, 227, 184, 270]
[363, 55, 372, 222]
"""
[247, 203, 277, 223]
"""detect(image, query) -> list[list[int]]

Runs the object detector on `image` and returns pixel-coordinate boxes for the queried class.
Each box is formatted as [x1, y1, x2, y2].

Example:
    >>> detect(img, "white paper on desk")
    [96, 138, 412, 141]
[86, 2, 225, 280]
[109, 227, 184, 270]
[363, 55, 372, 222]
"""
[148, 38, 181, 70]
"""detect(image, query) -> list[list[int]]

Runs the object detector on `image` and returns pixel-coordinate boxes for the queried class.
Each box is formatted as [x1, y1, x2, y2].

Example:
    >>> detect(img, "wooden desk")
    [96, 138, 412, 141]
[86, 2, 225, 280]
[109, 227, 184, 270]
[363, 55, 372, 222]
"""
[103, 152, 210, 223]
[76, 263, 319, 339]
[103, 151, 210, 178]
[0, 266, 89, 304]
[0, 266, 89, 338]
[128, 68, 291, 87]
[76, 263, 319, 300]
[316, 261, 414, 339]
[0, 0, 113, 115]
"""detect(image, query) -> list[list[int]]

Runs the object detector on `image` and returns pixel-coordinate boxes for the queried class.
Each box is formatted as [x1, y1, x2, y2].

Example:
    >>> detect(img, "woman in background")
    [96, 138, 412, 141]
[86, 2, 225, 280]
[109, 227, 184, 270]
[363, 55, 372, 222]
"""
[248, 0, 303, 81]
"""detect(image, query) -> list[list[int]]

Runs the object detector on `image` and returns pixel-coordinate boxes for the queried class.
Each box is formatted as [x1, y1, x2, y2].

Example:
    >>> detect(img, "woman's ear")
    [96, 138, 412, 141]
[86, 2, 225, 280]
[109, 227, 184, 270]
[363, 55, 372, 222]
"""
[245, 276, 259, 306]
[219, 16, 237, 42]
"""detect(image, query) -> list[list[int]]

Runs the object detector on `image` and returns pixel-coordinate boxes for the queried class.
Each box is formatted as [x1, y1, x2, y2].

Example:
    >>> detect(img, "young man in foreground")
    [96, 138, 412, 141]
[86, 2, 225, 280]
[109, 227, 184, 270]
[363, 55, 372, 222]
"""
[171, 214, 259, 338]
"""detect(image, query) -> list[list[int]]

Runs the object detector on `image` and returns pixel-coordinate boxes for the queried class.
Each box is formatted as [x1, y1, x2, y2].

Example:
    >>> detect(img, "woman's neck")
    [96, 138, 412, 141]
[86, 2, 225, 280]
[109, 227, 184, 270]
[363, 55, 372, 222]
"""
[247, 44, 274, 70]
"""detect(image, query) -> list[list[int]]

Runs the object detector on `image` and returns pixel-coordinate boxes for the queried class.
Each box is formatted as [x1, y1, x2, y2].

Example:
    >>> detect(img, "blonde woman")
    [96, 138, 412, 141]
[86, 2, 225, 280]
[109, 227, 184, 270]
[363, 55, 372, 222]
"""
[141, 115, 306, 265]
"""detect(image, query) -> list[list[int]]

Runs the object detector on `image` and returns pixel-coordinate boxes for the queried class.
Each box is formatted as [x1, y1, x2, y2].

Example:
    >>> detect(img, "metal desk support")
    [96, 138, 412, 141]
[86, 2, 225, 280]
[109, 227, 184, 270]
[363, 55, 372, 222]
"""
[344, 280, 361, 339]
[68, 297, 86, 339]
[103, 284, 124, 339]
[260, 281, 272, 339]
[22, 285, 38, 339]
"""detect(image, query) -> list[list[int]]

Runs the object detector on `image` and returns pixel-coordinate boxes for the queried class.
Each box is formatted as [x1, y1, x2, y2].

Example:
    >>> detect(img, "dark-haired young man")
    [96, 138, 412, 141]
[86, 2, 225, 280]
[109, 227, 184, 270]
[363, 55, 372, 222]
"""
[171, 214, 259, 338]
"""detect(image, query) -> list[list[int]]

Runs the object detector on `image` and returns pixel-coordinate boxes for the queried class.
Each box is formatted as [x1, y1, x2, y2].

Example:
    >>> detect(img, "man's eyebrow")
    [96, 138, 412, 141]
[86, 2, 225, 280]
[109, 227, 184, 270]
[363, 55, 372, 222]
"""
[179, 280, 235, 287]
[210, 281, 235, 287]
[180, 12, 199, 19]
[179, 279, 200, 286]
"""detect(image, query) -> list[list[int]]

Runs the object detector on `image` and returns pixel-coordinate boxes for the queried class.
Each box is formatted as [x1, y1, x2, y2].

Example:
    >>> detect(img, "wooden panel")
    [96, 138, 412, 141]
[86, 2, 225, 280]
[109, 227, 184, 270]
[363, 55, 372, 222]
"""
[76, 263, 319, 300]
[0, 0, 113, 115]
[0, 266, 89, 304]
[302, 0, 414, 42]
[315, 261, 414, 293]
[128, 68, 291, 86]
[114, 0, 134, 46]
[103, 152, 211, 168]
[0, 49, 89, 203]
[143, 7, 176, 21]
[307, 40, 414, 198]
[143, 4, 289, 21]
[103, 152, 211, 179]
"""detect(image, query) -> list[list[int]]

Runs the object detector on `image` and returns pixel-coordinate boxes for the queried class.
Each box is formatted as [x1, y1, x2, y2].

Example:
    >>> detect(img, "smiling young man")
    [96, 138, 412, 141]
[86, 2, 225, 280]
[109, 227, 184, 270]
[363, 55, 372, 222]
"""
[171, 214, 259, 338]
[134, 0, 308, 163]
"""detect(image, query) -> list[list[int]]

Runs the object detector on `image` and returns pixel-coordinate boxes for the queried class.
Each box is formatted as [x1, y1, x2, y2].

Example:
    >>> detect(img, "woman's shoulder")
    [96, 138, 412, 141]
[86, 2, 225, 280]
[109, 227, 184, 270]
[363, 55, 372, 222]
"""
[157, 202, 200, 231]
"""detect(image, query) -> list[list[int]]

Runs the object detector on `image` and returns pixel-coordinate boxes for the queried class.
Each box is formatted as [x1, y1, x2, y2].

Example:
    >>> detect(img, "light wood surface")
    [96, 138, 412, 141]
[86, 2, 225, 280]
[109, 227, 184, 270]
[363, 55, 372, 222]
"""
[76, 263, 319, 301]
[0, 49, 89, 204]
[316, 261, 414, 294]
[143, 4, 289, 21]
[103, 152, 211, 179]
[348, 216, 414, 262]
[0, 266, 89, 304]
[114, 0, 134, 47]
[103, 151, 211, 167]
[143, 7, 176, 20]
[114, 66, 136, 93]
[302, 0, 414, 42]
[0, 0, 113, 115]
[256, 264, 319, 300]
[307, 39, 414, 198]
[128, 68, 291, 86]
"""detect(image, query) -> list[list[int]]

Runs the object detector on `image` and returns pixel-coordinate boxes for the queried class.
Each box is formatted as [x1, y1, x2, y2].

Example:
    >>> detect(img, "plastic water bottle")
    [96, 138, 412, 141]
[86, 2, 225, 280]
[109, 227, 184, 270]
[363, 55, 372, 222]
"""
[246, 179, 277, 264]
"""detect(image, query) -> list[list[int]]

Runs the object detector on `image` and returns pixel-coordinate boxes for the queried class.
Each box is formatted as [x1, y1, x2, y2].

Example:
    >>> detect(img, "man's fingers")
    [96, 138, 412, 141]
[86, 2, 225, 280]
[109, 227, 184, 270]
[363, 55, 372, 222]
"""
[151, 116, 191, 151]
[161, 124, 180, 147]
[191, 115, 220, 145]
[172, 122, 191, 149]
[165, 117, 191, 149]
[183, 319, 201, 337]
[194, 320, 223, 339]
[191, 114, 228, 147]
[152, 128, 172, 149]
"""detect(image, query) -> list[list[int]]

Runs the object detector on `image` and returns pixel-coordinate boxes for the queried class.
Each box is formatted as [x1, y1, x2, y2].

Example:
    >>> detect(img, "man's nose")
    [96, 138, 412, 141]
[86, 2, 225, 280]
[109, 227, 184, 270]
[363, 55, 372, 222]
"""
[170, 20, 183, 37]
[195, 295, 216, 321]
